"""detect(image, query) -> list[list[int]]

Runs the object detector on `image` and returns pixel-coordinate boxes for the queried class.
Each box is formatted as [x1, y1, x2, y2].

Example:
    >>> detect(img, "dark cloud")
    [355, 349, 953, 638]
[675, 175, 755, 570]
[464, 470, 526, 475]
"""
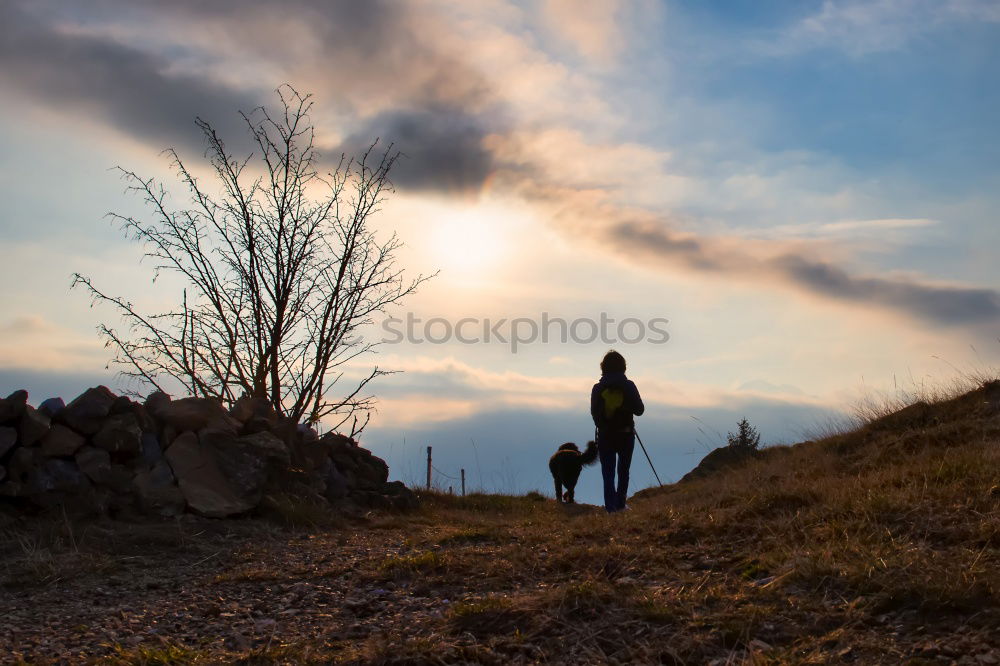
[0, 0, 498, 193]
[338, 107, 497, 193]
[0, 2, 261, 157]
[612, 220, 723, 271]
[772, 254, 1000, 325]
[610, 220, 1000, 326]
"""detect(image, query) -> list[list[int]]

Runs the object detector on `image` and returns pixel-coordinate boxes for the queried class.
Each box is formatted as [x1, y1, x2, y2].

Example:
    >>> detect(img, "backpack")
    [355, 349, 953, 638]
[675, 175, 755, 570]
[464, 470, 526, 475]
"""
[600, 386, 632, 431]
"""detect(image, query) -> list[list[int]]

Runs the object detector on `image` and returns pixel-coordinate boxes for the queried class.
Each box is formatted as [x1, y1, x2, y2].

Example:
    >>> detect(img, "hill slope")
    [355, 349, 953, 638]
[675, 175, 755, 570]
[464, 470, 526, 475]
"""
[2, 382, 999, 664]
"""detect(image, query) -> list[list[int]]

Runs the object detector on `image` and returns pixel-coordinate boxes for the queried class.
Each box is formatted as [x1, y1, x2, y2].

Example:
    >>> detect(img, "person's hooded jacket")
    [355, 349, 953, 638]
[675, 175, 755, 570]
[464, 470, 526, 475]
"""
[591, 371, 644, 433]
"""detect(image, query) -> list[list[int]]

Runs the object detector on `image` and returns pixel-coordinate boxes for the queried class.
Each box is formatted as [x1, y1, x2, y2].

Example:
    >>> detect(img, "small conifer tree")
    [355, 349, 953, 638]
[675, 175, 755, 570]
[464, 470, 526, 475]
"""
[727, 417, 761, 450]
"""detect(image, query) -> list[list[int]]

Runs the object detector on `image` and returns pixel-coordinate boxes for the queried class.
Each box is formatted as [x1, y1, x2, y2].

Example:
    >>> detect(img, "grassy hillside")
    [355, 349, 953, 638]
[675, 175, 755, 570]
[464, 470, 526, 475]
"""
[2, 381, 999, 664]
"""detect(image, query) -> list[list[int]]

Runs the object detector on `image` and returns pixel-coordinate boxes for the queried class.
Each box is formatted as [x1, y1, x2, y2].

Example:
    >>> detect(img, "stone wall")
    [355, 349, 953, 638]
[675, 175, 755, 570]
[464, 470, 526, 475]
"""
[0, 388, 416, 518]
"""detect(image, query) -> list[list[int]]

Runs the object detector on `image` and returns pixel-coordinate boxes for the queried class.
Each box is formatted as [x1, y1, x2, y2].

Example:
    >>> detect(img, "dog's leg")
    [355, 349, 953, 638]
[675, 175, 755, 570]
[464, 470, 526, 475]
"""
[565, 486, 575, 504]
[554, 478, 563, 503]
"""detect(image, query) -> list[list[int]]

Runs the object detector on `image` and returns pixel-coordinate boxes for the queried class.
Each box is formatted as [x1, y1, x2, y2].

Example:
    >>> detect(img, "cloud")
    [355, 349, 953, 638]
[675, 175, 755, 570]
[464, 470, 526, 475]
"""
[0, 315, 53, 335]
[358, 354, 830, 428]
[541, 0, 625, 64]
[0, 1, 261, 156]
[609, 219, 1000, 326]
[759, 218, 938, 241]
[0, 313, 106, 372]
[772, 0, 1000, 56]
[772, 254, 1000, 325]
[4, 0, 997, 331]
[0, 0, 500, 193]
[338, 106, 499, 193]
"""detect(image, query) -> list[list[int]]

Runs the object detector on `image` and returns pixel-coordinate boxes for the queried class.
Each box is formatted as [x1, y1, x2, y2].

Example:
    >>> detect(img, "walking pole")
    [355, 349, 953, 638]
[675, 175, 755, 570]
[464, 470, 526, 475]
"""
[634, 429, 664, 487]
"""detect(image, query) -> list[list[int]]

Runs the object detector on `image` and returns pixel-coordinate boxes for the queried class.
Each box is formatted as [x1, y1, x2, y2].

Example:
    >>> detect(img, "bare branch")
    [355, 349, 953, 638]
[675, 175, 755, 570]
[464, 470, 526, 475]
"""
[74, 86, 431, 432]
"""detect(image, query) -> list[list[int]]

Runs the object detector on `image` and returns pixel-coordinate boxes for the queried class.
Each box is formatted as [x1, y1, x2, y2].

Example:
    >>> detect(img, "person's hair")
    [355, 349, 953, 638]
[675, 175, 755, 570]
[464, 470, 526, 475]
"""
[600, 350, 626, 374]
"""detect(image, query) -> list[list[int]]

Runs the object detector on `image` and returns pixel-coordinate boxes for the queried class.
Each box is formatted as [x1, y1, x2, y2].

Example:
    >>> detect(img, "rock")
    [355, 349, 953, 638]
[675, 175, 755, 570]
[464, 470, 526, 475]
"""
[0, 427, 17, 459]
[207, 430, 290, 506]
[297, 423, 319, 442]
[139, 432, 163, 467]
[0, 390, 28, 424]
[18, 406, 50, 447]
[109, 395, 134, 416]
[37, 397, 65, 419]
[144, 390, 171, 418]
[6, 446, 39, 482]
[0, 481, 24, 497]
[56, 386, 117, 434]
[382, 480, 419, 511]
[75, 446, 112, 484]
[229, 395, 278, 424]
[157, 397, 238, 433]
[165, 432, 254, 517]
[270, 416, 299, 446]
[27, 458, 90, 496]
[110, 395, 156, 431]
[103, 464, 136, 494]
[332, 445, 389, 490]
[240, 415, 275, 436]
[26, 459, 108, 515]
[93, 413, 142, 456]
[40, 424, 86, 457]
[322, 459, 349, 501]
[133, 460, 185, 517]
[362, 454, 390, 485]
[289, 439, 333, 473]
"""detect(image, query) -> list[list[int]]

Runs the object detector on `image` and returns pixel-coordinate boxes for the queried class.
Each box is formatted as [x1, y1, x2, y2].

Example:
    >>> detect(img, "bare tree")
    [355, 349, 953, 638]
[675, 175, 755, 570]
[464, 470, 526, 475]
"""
[73, 86, 431, 436]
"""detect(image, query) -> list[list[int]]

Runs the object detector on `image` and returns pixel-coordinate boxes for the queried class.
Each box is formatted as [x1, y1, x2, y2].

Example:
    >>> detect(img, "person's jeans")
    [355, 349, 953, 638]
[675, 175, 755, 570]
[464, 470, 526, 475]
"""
[597, 431, 635, 512]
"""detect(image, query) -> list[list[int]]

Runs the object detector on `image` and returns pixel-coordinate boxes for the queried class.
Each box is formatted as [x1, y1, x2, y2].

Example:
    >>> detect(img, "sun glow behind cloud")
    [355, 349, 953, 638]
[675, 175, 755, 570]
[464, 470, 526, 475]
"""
[425, 201, 514, 280]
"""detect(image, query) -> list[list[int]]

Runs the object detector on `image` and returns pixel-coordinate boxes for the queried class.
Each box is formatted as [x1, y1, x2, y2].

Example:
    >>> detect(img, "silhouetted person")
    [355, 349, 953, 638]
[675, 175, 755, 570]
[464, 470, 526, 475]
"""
[591, 350, 644, 513]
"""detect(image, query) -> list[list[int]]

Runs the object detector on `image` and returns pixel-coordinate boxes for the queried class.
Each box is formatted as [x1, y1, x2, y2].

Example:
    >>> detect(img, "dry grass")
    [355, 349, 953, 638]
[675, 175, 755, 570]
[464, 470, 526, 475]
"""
[5, 379, 1000, 664]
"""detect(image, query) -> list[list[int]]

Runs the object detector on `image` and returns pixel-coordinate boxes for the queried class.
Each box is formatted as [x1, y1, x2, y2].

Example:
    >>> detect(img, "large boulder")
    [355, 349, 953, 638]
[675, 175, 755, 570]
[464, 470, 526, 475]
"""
[322, 458, 349, 501]
[230, 395, 279, 425]
[139, 432, 163, 468]
[40, 424, 86, 457]
[37, 397, 65, 419]
[5, 446, 39, 483]
[0, 427, 17, 459]
[75, 446, 112, 484]
[144, 391, 171, 418]
[0, 390, 28, 425]
[165, 432, 254, 518]
[109, 395, 156, 432]
[289, 438, 334, 474]
[156, 397, 239, 434]
[18, 406, 50, 447]
[57, 386, 117, 435]
[133, 460, 185, 517]
[204, 430, 290, 507]
[26, 458, 90, 497]
[102, 464, 136, 494]
[93, 413, 143, 456]
[382, 480, 419, 511]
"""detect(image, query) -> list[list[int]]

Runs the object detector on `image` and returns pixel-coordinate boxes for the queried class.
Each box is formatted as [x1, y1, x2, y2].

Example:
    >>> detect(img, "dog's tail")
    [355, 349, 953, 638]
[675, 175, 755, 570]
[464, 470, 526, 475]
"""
[580, 440, 598, 466]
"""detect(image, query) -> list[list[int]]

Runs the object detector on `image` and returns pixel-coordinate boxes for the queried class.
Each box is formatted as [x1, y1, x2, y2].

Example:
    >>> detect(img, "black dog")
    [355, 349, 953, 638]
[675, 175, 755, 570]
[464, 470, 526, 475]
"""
[549, 441, 598, 504]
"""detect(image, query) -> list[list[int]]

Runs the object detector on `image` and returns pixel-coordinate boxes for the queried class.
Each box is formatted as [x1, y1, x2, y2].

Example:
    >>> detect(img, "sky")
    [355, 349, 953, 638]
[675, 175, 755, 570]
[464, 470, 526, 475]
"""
[1, 0, 998, 504]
